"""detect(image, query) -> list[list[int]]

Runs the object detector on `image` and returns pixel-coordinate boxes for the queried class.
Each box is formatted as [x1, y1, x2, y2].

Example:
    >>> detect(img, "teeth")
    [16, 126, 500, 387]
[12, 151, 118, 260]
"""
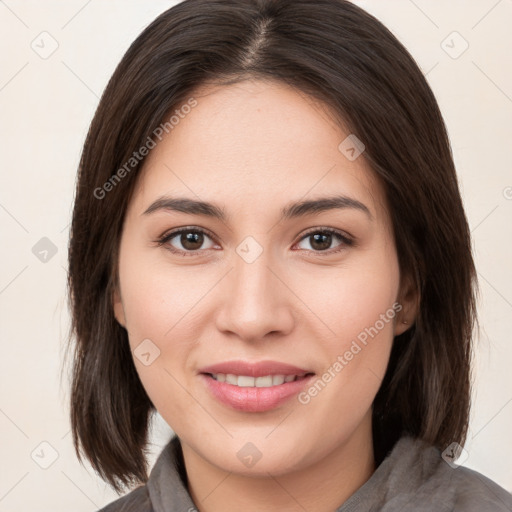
[272, 375, 285, 386]
[237, 376, 255, 387]
[211, 373, 303, 387]
[256, 375, 272, 387]
[225, 374, 238, 385]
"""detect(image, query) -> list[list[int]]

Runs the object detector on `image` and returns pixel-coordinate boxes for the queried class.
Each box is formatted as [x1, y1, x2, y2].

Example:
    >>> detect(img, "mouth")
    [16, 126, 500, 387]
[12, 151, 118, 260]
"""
[198, 361, 316, 412]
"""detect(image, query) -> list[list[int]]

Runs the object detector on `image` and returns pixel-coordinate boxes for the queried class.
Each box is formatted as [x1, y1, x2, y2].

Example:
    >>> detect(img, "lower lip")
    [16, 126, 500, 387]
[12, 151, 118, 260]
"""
[200, 373, 314, 412]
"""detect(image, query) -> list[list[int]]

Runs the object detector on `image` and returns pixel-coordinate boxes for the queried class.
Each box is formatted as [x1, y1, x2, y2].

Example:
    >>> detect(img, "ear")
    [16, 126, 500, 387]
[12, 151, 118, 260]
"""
[394, 272, 419, 336]
[112, 285, 126, 328]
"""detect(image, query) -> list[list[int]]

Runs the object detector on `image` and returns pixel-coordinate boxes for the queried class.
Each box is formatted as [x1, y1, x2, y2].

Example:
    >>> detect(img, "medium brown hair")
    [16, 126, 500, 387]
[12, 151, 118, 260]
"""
[66, 0, 478, 493]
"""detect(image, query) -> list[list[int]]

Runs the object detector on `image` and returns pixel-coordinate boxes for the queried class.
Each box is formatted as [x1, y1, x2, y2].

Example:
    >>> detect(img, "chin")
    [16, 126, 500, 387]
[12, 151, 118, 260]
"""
[191, 432, 314, 477]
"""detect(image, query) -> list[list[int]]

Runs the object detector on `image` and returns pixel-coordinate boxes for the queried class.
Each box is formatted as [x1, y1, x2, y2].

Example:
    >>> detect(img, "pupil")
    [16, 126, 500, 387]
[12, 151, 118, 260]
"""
[311, 233, 331, 251]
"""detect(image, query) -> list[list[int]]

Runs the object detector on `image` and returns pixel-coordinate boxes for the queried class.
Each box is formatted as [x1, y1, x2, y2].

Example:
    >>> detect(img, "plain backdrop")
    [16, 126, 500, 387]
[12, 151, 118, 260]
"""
[0, 0, 511, 510]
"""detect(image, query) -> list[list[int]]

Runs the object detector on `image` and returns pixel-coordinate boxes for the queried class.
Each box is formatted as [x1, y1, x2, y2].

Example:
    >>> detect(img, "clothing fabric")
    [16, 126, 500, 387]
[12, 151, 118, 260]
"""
[99, 435, 512, 511]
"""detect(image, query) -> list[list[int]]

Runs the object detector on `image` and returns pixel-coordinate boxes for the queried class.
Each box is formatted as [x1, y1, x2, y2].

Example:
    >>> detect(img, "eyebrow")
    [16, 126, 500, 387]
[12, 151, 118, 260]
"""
[142, 194, 373, 222]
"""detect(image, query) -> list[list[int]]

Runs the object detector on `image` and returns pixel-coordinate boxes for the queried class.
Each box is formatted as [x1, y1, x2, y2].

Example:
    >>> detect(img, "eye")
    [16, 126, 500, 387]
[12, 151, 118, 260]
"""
[294, 228, 354, 254]
[157, 227, 219, 256]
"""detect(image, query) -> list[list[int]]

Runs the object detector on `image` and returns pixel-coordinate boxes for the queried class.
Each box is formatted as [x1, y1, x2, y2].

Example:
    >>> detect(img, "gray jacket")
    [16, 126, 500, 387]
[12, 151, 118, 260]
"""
[99, 435, 512, 511]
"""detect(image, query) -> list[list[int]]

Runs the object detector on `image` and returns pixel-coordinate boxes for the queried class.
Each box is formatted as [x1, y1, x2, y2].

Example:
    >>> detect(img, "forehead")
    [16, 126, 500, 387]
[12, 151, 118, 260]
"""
[130, 79, 390, 226]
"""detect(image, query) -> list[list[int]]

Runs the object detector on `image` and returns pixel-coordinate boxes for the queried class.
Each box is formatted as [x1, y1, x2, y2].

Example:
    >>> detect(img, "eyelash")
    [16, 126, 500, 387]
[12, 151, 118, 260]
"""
[155, 226, 354, 257]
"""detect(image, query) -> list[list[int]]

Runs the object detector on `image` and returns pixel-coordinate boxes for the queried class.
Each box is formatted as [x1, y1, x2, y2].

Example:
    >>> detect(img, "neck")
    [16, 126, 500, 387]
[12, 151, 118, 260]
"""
[181, 415, 376, 512]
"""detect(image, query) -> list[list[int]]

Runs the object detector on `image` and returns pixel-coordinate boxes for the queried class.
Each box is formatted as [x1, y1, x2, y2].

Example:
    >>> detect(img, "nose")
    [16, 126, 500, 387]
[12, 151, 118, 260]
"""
[214, 245, 295, 343]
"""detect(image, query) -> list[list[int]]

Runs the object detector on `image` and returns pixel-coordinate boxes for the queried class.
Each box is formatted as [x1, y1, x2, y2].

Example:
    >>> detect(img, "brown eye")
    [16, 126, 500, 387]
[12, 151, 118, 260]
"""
[179, 231, 205, 250]
[295, 228, 353, 253]
[159, 228, 217, 255]
[308, 232, 334, 251]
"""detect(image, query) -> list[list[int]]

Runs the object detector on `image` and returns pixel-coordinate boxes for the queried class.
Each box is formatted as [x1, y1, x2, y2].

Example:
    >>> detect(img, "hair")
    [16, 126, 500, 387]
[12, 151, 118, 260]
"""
[66, 0, 478, 493]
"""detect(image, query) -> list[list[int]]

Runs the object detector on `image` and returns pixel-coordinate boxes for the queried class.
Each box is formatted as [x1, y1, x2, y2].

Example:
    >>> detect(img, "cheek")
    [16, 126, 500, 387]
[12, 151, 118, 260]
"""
[296, 301, 397, 444]
[301, 245, 400, 344]
[331, 272, 398, 346]
[117, 250, 208, 422]
[119, 246, 204, 342]
[296, 246, 399, 408]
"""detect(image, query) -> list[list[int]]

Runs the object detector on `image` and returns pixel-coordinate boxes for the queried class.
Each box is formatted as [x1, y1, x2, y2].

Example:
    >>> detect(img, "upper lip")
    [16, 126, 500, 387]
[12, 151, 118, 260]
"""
[198, 360, 314, 378]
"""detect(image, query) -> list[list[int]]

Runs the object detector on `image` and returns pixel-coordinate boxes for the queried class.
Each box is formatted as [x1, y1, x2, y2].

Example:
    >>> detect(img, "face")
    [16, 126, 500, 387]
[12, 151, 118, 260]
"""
[113, 79, 416, 476]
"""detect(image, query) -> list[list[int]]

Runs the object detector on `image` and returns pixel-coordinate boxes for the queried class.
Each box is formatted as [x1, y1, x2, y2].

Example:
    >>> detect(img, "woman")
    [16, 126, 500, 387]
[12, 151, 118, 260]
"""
[66, 0, 512, 510]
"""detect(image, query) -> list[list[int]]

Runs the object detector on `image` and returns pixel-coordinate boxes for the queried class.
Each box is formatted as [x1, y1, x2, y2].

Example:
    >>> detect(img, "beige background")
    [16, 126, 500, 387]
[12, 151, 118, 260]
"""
[0, 0, 511, 510]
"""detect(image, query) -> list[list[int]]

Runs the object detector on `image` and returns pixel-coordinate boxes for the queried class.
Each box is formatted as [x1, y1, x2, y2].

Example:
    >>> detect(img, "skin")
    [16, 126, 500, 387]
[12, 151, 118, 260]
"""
[113, 79, 418, 512]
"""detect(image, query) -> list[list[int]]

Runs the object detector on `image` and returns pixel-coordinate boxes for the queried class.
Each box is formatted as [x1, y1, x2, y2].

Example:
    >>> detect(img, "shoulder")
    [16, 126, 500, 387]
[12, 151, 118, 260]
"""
[380, 436, 512, 511]
[404, 437, 512, 511]
[447, 464, 512, 511]
[97, 484, 153, 512]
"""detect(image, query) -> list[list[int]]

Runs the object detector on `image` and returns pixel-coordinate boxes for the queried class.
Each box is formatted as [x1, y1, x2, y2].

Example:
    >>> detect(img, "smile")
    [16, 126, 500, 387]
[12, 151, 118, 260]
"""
[201, 372, 315, 412]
